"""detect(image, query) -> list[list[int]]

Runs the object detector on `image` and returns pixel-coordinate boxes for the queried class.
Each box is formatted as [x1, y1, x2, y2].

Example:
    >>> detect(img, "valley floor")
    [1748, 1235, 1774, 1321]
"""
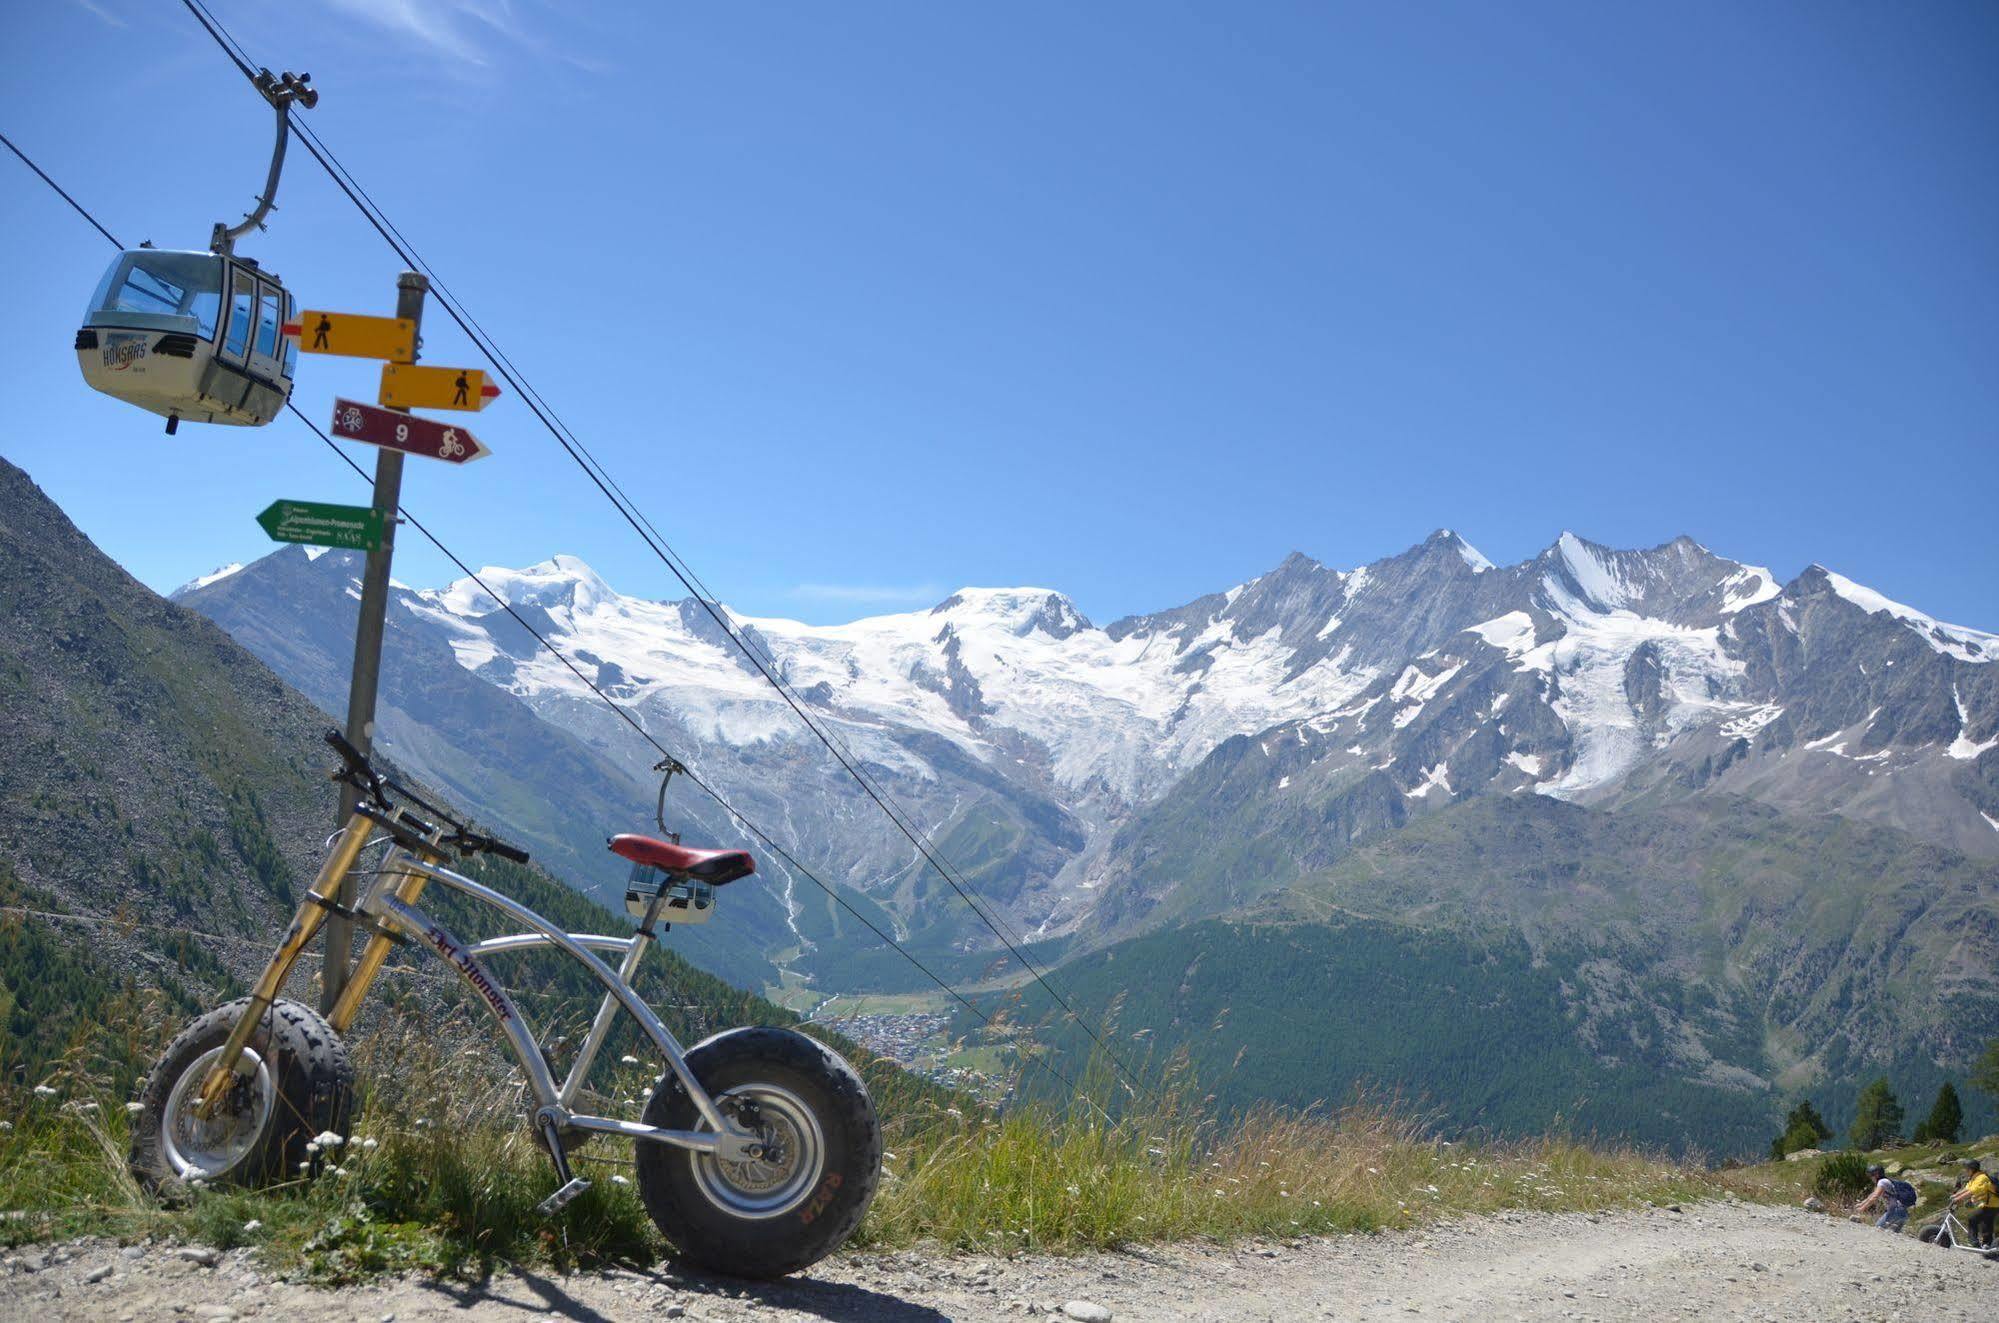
[6, 1200, 1991, 1322]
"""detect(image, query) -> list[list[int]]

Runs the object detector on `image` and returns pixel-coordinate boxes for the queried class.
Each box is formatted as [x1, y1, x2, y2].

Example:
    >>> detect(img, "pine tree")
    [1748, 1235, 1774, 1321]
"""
[1769, 1099, 1833, 1160]
[1912, 1082, 1963, 1145]
[1848, 1077, 1905, 1151]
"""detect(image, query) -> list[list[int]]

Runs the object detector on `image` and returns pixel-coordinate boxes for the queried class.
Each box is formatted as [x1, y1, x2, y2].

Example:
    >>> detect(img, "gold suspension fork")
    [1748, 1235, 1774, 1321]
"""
[193, 812, 373, 1117]
[326, 848, 435, 1033]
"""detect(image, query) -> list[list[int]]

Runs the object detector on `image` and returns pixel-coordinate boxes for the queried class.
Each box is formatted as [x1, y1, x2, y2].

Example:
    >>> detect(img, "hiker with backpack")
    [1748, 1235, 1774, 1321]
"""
[1856, 1164, 1919, 1232]
[1948, 1159, 1997, 1248]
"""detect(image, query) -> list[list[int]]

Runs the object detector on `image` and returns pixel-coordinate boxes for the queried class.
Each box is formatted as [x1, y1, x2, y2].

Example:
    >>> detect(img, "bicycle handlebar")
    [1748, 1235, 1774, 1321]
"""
[324, 728, 531, 865]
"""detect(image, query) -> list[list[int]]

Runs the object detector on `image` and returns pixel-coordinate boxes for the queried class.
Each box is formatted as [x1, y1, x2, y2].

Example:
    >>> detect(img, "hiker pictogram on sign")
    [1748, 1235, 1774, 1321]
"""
[376, 363, 501, 412]
[287, 310, 417, 362]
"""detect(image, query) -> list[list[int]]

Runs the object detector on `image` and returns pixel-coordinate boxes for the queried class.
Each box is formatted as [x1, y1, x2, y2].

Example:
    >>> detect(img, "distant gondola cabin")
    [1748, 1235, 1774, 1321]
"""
[75, 248, 297, 429]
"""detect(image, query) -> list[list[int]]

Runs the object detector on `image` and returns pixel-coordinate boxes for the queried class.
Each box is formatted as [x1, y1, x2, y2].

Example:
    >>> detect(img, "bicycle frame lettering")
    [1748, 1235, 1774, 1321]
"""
[416, 916, 513, 1023]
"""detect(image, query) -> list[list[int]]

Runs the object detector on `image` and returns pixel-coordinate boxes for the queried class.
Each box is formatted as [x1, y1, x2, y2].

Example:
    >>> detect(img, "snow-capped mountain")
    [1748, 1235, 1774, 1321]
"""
[176, 529, 1999, 982]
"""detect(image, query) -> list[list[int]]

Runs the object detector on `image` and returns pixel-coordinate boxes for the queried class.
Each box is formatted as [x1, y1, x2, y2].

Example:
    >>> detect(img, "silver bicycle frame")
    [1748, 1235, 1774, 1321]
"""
[359, 852, 758, 1160]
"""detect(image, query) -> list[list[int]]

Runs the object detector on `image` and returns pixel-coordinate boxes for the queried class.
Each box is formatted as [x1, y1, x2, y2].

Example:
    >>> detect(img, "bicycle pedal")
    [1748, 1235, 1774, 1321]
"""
[535, 1177, 592, 1216]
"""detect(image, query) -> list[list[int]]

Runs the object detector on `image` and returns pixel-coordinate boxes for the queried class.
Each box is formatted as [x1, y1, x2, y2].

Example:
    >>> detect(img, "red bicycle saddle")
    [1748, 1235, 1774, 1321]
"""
[608, 833, 756, 885]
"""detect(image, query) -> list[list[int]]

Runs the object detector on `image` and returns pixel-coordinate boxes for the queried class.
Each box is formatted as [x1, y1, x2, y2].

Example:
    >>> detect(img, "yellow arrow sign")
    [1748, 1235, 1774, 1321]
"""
[377, 363, 502, 412]
[284, 310, 416, 362]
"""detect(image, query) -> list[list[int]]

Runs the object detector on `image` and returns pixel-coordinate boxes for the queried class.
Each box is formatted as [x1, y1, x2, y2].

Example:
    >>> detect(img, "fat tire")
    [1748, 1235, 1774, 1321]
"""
[634, 1026, 880, 1279]
[128, 996, 353, 1191]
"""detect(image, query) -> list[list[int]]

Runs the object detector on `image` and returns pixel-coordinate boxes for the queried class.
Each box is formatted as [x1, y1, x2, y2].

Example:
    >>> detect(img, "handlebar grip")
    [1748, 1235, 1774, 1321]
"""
[487, 839, 530, 865]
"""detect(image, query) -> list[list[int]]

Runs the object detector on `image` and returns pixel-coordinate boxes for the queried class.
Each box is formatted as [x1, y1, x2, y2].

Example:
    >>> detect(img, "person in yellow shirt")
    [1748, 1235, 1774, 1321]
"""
[1950, 1158, 1996, 1248]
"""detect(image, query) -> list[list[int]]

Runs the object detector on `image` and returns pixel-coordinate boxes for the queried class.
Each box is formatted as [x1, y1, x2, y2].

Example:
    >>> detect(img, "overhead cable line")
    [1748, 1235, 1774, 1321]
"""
[176, 0, 1148, 1099]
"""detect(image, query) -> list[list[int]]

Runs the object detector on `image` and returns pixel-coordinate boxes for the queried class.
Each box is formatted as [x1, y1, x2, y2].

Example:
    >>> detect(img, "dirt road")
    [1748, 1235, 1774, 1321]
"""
[4, 1200, 1990, 1321]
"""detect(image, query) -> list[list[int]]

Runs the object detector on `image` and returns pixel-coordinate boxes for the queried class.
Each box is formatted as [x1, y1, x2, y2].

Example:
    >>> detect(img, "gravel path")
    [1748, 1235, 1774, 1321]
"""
[3, 1200, 1991, 1322]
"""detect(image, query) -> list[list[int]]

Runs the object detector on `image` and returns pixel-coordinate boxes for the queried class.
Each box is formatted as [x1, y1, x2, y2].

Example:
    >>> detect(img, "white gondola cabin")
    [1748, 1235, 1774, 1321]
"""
[75, 248, 297, 431]
[72, 68, 316, 434]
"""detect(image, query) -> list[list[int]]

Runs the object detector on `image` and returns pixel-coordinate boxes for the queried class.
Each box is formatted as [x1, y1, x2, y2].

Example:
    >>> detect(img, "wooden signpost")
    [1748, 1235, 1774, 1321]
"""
[282, 277, 504, 1014]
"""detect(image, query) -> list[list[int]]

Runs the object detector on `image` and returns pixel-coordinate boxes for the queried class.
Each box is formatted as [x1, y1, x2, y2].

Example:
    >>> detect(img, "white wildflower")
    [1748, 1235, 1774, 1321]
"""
[313, 1131, 345, 1148]
[242, 1220, 262, 1233]
[32, 1085, 57, 1098]
[610, 1174, 630, 1186]
[125, 1102, 145, 1114]
[360, 1138, 378, 1151]
[620, 1055, 641, 1066]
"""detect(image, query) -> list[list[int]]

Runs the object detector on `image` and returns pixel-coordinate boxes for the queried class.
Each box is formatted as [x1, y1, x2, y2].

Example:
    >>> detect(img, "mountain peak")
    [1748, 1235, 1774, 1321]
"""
[444, 554, 617, 617]
[930, 587, 1091, 638]
[1426, 528, 1493, 572]
[1799, 565, 1998, 663]
[176, 562, 244, 595]
[528, 553, 610, 588]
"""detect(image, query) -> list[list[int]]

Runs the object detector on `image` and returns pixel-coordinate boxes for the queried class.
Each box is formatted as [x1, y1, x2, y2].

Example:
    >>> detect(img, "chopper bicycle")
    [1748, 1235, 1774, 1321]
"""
[127, 731, 881, 1278]
[1918, 1203, 1999, 1261]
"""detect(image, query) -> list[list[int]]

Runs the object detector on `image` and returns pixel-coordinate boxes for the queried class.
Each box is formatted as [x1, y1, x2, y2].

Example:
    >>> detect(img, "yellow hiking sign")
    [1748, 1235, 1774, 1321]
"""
[377, 363, 502, 412]
[284, 310, 416, 362]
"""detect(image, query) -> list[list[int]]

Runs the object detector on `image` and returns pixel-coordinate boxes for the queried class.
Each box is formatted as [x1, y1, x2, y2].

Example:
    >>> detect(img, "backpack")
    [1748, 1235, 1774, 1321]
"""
[1888, 1179, 1918, 1207]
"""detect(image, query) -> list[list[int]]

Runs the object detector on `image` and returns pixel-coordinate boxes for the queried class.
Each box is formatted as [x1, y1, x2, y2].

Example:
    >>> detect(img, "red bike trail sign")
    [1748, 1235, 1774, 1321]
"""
[330, 397, 490, 464]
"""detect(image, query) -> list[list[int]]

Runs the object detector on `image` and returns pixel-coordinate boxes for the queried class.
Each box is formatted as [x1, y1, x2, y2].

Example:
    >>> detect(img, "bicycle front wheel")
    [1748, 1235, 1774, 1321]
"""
[128, 996, 353, 1191]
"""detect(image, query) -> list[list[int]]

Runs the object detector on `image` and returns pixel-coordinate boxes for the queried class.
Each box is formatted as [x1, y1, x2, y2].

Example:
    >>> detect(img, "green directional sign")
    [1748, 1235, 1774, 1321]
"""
[256, 499, 385, 553]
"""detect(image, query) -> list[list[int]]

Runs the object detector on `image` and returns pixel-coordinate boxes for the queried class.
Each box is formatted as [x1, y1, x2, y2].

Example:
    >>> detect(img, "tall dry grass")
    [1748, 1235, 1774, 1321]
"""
[0, 1009, 1719, 1279]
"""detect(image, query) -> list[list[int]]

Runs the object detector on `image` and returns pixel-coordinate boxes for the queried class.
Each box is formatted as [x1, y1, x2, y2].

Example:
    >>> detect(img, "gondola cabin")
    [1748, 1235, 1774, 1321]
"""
[74, 248, 298, 432]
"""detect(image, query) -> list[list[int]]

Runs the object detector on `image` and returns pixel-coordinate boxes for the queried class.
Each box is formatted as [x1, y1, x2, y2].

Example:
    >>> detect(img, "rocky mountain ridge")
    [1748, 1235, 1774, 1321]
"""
[177, 527, 1999, 974]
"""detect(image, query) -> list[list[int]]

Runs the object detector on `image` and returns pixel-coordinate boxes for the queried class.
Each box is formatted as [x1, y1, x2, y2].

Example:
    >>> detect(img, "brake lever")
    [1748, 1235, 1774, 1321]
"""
[324, 729, 390, 806]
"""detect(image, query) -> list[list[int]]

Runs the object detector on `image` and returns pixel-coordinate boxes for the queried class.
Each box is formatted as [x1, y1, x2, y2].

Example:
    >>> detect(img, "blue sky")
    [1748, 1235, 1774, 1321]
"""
[3, 0, 1994, 628]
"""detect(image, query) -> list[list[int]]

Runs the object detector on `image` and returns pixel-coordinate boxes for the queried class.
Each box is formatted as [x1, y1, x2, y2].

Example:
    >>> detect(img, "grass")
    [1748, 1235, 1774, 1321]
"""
[0, 1010, 1734, 1283]
[860, 1099, 1717, 1254]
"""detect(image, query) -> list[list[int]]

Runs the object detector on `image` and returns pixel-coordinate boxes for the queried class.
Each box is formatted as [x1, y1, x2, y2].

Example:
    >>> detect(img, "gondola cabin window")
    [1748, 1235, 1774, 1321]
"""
[85, 252, 223, 338]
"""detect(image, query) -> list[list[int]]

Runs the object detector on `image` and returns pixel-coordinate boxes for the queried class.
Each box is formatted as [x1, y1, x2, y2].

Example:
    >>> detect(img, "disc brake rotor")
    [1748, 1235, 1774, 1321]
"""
[690, 1084, 826, 1219]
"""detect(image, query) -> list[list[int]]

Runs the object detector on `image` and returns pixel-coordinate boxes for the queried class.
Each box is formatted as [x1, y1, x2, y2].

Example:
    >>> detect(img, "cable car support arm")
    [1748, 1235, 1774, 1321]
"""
[211, 69, 317, 257]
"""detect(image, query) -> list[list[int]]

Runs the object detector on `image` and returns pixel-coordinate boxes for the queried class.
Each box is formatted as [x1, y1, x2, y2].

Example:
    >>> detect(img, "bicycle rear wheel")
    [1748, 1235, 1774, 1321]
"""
[634, 1027, 879, 1278]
